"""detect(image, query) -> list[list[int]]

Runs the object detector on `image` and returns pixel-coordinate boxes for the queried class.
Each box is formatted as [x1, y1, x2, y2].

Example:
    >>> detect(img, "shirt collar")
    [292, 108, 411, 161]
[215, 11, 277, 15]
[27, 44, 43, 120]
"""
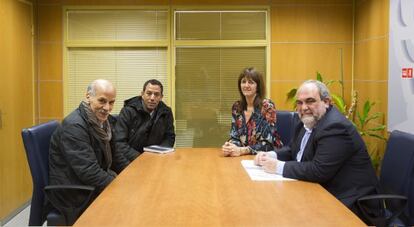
[141, 99, 155, 116]
[303, 125, 313, 133]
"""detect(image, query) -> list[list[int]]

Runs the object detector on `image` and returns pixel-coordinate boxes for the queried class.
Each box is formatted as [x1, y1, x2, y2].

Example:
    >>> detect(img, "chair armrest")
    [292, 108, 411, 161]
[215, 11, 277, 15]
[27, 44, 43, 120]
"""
[44, 185, 95, 225]
[45, 184, 94, 191]
[358, 194, 407, 201]
[357, 194, 408, 227]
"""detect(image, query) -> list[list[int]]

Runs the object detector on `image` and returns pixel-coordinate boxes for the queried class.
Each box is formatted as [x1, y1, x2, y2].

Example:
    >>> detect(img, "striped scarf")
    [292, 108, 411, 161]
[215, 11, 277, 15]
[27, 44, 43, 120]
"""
[80, 101, 112, 170]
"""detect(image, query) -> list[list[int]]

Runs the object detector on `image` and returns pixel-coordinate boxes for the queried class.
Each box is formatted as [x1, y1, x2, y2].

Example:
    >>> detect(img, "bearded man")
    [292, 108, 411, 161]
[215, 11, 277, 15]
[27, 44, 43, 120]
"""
[254, 80, 378, 221]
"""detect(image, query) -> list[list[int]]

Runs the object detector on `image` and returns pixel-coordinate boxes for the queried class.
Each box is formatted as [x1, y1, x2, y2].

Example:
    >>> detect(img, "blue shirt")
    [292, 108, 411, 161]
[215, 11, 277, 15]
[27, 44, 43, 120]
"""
[275, 126, 313, 175]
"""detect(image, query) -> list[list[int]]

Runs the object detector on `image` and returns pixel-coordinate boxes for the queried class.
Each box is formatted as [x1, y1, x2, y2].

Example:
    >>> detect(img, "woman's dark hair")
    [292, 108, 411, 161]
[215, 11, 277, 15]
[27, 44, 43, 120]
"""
[237, 67, 265, 112]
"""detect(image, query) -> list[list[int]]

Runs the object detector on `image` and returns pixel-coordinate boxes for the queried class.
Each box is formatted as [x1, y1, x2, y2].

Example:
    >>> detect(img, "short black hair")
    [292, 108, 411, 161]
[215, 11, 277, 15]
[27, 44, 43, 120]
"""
[142, 79, 163, 95]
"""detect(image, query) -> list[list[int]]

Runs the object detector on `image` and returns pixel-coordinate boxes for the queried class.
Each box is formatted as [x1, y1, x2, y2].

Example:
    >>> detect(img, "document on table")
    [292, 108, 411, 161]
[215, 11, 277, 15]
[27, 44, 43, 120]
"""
[241, 160, 296, 181]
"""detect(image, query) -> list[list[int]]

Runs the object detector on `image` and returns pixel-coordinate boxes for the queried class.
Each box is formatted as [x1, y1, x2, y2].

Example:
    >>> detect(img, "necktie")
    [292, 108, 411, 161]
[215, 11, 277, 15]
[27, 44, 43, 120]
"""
[296, 129, 312, 162]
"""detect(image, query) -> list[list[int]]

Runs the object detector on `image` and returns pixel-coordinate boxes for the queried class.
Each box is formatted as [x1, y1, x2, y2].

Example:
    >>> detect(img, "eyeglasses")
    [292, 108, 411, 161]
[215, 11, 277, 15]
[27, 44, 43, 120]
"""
[295, 98, 319, 106]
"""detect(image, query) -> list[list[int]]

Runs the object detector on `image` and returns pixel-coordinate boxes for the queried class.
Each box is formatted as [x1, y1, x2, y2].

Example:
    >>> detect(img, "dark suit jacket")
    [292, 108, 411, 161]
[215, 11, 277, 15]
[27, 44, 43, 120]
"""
[277, 106, 378, 208]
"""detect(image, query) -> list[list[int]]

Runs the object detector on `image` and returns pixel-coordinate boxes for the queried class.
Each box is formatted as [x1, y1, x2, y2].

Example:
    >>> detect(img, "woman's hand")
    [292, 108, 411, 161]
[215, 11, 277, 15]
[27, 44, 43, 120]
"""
[222, 142, 248, 157]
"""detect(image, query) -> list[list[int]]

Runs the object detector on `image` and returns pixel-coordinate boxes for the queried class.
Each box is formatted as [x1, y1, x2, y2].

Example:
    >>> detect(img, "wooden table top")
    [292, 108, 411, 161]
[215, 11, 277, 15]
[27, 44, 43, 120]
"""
[74, 148, 365, 226]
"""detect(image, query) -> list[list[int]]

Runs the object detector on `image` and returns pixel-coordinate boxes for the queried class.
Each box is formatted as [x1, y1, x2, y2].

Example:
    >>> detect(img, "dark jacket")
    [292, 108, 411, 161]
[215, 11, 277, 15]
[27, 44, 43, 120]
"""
[114, 96, 175, 161]
[277, 106, 378, 210]
[48, 104, 129, 224]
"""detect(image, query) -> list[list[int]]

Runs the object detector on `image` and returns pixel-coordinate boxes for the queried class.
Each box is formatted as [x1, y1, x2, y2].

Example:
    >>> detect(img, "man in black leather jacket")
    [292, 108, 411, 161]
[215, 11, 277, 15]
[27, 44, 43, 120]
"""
[114, 79, 175, 161]
[48, 79, 130, 225]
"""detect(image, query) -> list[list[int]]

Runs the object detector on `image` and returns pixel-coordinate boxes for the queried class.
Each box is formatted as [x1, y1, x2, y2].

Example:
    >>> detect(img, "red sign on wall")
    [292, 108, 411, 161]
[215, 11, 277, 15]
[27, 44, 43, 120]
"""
[402, 68, 413, 78]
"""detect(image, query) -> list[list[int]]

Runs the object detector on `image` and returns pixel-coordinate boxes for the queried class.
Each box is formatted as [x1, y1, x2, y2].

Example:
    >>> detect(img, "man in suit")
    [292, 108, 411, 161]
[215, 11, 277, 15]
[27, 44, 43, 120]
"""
[114, 79, 175, 161]
[254, 80, 378, 218]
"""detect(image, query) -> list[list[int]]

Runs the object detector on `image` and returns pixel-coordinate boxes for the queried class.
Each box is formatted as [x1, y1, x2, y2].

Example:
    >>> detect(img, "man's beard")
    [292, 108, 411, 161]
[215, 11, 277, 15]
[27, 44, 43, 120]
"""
[300, 114, 318, 129]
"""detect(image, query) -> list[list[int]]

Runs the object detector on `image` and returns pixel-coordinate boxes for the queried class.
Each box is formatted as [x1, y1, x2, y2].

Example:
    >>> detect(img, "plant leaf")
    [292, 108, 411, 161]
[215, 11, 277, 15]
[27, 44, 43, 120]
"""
[356, 111, 364, 128]
[362, 101, 374, 123]
[331, 94, 346, 114]
[316, 72, 323, 82]
[366, 125, 386, 131]
[325, 80, 335, 86]
[362, 101, 369, 120]
[351, 121, 357, 128]
[364, 112, 382, 124]
[286, 88, 297, 102]
[366, 132, 387, 141]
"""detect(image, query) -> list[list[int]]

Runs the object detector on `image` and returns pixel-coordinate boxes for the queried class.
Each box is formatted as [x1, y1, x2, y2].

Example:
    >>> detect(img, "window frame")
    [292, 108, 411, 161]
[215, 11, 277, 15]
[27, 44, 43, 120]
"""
[171, 6, 271, 113]
[62, 5, 271, 147]
[63, 6, 171, 116]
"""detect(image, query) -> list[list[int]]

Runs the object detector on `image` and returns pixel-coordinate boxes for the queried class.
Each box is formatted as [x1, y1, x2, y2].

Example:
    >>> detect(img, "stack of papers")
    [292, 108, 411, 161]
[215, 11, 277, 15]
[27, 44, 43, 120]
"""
[143, 145, 175, 154]
[241, 160, 296, 181]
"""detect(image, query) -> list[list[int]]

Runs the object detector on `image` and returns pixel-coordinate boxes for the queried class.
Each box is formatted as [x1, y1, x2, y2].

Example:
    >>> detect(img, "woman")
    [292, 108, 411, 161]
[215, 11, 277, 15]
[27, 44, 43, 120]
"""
[222, 67, 283, 157]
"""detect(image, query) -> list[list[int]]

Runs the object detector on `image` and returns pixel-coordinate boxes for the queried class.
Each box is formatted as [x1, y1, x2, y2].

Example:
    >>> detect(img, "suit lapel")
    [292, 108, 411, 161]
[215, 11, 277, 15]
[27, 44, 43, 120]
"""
[291, 127, 305, 160]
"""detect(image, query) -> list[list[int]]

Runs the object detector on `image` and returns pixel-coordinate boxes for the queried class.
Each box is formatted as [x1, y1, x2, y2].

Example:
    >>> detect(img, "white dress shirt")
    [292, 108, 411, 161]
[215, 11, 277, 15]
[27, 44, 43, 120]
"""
[273, 126, 313, 175]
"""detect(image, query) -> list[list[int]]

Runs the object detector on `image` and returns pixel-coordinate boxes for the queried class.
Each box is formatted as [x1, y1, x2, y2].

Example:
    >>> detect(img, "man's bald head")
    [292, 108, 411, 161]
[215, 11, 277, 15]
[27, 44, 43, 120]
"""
[86, 79, 116, 123]
[87, 79, 116, 97]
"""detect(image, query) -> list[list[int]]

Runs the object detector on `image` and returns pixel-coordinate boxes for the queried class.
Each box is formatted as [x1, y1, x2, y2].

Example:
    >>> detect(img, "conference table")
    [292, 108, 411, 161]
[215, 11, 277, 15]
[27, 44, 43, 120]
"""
[74, 148, 365, 226]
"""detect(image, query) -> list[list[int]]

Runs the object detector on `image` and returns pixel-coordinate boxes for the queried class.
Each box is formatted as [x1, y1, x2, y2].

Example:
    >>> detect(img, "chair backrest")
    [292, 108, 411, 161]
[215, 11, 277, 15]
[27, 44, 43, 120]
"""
[22, 120, 59, 226]
[380, 130, 414, 225]
[276, 110, 298, 146]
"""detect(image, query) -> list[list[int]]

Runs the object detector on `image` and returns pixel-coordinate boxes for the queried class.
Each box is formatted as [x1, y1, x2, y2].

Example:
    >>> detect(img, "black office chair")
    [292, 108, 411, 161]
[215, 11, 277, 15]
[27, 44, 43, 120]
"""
[22, 121, 94, 226]
[276, 110, 298, 146]
[357, 130, 414, 227]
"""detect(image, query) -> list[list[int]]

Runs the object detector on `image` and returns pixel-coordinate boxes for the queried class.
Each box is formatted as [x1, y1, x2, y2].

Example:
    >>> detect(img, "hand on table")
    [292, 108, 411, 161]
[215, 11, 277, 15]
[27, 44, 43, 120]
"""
[254, 151, 277, 173]
[222, 142, 246, 157]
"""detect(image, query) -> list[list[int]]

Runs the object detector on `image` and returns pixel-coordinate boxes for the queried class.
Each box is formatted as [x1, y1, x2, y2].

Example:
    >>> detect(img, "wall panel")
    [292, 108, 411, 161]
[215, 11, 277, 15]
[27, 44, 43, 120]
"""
[271, 4, 352, 42]
[355, 0, 388, 40]
[270, 1, 353, 110]
[354, 0, 389, 131]
[354, 38, 388, 81]
[38, 43, 62, 81]
[37, 3, 64, 122]
[353, 0, 389, 164]
[39, 82, 63, 119]
[0, 0, 34, 222]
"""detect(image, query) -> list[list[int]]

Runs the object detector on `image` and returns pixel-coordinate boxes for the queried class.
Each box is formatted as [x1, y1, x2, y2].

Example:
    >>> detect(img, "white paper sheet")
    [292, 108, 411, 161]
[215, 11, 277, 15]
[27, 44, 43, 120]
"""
[241, 160, 296, 181]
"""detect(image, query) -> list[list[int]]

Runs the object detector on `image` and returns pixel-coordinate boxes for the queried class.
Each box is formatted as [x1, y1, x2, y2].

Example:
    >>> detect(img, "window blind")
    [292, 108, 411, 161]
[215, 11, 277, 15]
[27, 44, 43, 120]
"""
[175, 10, 266, 40]
[66, 48, 168, 115]
[175, 47, 266, 148]
[65, 9, 169, 116]
[67, 10, 168, 41]
[174, 8, 268, 148]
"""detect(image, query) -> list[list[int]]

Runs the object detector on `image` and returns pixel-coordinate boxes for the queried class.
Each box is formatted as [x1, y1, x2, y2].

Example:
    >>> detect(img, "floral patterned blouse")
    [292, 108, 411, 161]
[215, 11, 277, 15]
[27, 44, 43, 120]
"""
[229, 99, 283, 154]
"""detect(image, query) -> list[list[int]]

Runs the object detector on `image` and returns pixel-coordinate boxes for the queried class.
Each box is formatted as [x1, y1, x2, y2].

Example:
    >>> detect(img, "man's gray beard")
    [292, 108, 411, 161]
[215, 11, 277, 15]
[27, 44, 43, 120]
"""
[300, 115, 317, 129]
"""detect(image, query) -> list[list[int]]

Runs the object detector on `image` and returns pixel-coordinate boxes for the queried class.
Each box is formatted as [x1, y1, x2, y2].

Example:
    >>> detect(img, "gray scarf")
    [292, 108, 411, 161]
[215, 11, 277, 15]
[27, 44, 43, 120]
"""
[80, 101, 112, 170]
